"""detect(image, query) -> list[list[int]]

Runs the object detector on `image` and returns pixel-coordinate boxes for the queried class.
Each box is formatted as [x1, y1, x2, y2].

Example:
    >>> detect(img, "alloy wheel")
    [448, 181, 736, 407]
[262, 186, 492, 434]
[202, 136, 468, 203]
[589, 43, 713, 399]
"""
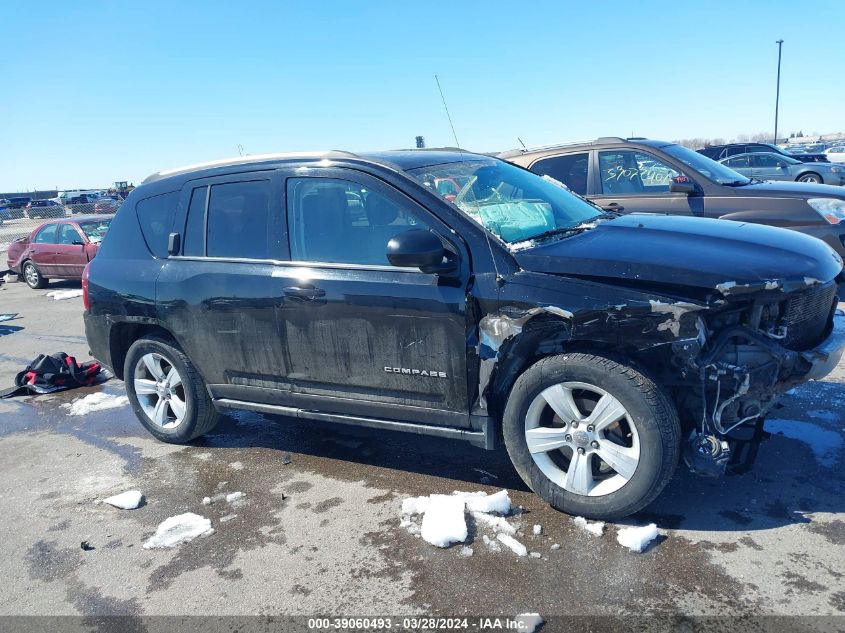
[133, 352, 186, 429]
[524, 381, 640, 496]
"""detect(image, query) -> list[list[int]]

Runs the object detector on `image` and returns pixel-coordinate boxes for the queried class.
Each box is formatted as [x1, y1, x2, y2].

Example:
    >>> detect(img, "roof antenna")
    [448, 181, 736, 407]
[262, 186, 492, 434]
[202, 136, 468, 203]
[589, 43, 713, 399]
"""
[518, 137, 527, 151]
[434, 74, 504, 288]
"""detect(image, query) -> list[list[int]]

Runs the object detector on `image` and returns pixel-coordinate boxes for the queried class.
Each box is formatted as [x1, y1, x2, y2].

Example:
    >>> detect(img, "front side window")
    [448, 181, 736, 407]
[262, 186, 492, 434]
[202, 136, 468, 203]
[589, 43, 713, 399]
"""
[34, 224, 58, 243]
[530, 152, 590, 195]
[206, 180, 273, 259]
[408, 159, 601, 245]
[287, 178, 432, 265]
[598, 150, 680, 195]
[752, 154, 782, 168]
[57, 223, 80, 244]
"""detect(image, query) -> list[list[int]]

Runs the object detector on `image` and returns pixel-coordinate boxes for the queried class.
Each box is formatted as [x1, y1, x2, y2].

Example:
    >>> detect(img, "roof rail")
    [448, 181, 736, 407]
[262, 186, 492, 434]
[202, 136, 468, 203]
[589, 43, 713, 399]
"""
[499, 136, 633, 156]
[143, 150, 360, 184]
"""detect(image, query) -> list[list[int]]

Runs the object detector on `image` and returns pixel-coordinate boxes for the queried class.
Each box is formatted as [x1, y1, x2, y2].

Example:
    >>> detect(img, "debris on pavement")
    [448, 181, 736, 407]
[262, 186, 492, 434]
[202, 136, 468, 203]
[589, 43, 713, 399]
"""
[459, 546, 474, 557]
[281, 452, 293, 465]
[103, 490, 144, 510]
[143, 512, 213, 549]
[550, 543, 561, 550]
[80, 541, 94, 551]
[573, 516, 605, 537]
[515, 613, 544, 633]
[45, 289, 84, 300]
[496, 533, 528, 557]
[616, 523, 659, 553]
[63, 392, 128, 416]
[225, 492, 245, 503]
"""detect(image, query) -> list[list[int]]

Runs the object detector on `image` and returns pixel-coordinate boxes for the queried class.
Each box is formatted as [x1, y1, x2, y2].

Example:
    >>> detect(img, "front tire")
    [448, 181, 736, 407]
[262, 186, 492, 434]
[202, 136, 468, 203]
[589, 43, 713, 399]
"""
[124, 336, 220, 443]
[503, 353, 681, 520]
[798, 173, 822, 183]
[23, 261, 47, 289]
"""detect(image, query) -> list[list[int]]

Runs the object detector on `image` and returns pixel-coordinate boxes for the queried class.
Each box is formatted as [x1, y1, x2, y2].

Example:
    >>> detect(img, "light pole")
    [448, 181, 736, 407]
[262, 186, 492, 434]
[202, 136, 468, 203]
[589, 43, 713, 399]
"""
[774, 39, 784, 144]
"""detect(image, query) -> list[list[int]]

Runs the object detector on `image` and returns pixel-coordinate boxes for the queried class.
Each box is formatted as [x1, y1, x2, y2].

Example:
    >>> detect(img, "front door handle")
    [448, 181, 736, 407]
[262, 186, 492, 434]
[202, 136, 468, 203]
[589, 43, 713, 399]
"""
[284, 285, 326, 301]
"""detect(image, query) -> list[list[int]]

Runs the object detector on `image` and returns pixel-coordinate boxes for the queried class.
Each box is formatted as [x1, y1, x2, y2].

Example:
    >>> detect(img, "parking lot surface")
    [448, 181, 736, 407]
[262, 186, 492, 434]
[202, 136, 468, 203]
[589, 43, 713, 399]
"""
[0, 278, 843, 623]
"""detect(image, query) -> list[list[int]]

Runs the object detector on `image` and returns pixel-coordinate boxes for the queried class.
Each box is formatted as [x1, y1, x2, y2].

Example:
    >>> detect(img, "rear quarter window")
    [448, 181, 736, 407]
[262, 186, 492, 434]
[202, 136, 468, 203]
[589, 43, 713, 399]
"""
[135, 191, 178, 258]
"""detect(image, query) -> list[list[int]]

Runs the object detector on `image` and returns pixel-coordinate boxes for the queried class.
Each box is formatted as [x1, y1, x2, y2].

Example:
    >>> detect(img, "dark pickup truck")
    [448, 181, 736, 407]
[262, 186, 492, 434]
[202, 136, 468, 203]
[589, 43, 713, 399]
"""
[83, 150, 845, 519]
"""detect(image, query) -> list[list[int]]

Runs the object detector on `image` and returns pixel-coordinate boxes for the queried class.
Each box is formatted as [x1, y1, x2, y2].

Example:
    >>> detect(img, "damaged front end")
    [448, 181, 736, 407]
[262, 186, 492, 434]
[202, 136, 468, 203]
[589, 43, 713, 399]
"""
[675, 278, 844, 476]
[479, 272, 844, 479]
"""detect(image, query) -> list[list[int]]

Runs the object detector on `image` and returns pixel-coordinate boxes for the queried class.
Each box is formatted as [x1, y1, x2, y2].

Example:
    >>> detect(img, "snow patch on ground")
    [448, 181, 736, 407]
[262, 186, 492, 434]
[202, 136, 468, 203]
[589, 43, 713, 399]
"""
[401, 489, 519, 550]
[46, 289, 84, 300]
[573, 516, 605, 537]
[62, 392, 129, 416]
[143, 513, 213, 549]
[532, 524, 542, 535]
[497, 533, 528, 557]
[419, 495, 468, 548]
[515, 613, 543, 633]
[225, 491, 245, 503]
[102, 490, 144, 510]
[616, 523, 659, 552]
[766, 418, 843, 468]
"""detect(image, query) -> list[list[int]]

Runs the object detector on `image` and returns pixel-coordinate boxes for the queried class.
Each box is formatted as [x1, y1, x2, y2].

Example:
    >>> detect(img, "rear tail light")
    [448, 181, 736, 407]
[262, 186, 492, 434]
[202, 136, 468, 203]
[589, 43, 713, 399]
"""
[82, 262, 91, 311]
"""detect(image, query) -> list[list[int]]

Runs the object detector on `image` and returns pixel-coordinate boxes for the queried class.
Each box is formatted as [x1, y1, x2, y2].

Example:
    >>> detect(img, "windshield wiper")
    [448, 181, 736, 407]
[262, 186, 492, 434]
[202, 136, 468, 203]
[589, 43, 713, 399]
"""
[515, 223, 597, 245]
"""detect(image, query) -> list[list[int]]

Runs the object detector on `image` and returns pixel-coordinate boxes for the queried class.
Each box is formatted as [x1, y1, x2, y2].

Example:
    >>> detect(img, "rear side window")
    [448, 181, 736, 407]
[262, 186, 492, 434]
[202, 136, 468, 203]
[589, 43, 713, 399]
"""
[34, 224, 58, 243]
[183, 185, 208, 257]
[136, 192, 178, 258]
[530, 153, 590, 195]
[206, 180, 272, 259]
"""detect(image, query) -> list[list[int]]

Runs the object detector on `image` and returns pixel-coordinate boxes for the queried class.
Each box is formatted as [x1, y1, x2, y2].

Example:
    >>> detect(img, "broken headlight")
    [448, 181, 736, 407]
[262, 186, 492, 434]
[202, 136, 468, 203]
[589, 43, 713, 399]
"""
[807, 198, 845, 225]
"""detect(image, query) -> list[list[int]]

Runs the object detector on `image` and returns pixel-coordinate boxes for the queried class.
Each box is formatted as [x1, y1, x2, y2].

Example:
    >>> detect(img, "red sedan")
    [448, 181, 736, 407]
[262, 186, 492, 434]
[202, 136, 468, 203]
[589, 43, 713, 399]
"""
[6, 216, 112, 289]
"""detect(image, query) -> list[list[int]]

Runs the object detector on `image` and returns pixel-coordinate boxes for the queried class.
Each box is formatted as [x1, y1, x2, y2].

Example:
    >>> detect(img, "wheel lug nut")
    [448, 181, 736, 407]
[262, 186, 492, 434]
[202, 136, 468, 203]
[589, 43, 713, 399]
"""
[587, 425, 595, 432]
[577, 447, 586, 455]
[571, 421, 579, 429]
[590, 441, 599, 449]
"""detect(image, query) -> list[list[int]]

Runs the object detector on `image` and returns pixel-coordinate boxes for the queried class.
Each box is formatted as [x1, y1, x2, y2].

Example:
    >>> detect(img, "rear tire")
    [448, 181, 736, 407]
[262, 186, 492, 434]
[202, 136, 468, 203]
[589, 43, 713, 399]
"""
[798, 173, 822, 183]
[124, 336, 220, 444]
[502, 352, 681, 520]
[23, 261, 48, 289]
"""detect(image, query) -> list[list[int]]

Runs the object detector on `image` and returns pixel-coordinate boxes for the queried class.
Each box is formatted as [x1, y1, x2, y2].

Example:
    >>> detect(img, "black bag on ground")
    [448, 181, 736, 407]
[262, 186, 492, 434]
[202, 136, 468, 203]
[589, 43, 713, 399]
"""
[0, 353, 104, 398]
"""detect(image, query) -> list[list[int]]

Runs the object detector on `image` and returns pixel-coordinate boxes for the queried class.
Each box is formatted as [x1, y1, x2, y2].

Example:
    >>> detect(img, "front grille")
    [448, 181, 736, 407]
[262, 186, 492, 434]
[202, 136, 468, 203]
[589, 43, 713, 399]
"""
[782, 281, 837, 350]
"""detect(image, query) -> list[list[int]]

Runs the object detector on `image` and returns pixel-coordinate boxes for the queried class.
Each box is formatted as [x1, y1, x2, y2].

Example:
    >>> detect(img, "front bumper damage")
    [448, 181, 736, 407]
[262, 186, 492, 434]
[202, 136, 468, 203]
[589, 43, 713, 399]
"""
[800, 310, 845, 381]
[685, 309, 845, 476]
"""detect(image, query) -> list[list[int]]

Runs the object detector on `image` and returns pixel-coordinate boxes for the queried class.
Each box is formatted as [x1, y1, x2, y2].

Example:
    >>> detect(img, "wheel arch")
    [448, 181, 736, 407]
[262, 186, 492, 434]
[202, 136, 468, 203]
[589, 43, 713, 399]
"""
[482, 314, 646, 422]
[108, 322, 178, 380]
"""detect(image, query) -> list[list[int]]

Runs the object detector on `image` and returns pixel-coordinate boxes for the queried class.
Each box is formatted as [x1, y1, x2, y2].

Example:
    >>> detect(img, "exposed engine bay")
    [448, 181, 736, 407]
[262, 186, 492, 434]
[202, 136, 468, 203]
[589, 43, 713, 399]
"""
[675, 279, 842, 476]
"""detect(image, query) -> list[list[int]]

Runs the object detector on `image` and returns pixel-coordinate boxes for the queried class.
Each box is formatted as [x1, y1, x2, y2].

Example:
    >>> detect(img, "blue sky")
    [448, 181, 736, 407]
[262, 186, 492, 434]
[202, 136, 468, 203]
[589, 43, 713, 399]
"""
[1, 0, 843, 191]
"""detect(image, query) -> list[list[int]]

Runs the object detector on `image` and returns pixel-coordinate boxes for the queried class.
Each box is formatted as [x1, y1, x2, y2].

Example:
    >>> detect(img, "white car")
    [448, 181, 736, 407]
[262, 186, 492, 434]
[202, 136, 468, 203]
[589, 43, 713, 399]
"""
[824, 147, 845, 163]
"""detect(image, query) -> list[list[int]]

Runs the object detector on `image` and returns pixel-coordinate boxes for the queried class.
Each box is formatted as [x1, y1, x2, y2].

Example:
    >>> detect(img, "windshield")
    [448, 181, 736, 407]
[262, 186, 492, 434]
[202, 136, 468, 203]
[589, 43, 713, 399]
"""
[79, 219, 111, 243]
[408, 159, 602, 244]
[662, 144, 751, 185]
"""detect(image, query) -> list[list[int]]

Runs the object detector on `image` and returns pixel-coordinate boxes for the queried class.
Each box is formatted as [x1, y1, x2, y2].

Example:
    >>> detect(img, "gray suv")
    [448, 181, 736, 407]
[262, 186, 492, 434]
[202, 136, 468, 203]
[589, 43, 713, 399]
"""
[500, 137, 845, 257]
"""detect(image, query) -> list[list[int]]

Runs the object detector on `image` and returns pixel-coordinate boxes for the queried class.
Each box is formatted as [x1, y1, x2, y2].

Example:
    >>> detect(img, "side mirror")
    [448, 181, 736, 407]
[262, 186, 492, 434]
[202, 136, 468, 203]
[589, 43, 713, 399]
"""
[72, 240, 85, 246]
[387, 229, 453, 273]
[669, 177, 697, 194]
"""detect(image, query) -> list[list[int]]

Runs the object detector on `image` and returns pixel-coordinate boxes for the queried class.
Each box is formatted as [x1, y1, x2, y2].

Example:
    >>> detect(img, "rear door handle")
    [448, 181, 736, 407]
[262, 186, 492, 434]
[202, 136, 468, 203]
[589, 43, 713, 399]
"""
[284, 285, 326, 300]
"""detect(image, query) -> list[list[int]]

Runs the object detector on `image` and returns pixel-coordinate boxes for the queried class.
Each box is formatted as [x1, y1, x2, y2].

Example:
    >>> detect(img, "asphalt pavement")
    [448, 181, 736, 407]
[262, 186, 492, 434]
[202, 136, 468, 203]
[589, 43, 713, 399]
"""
[0, 276, 843, 628]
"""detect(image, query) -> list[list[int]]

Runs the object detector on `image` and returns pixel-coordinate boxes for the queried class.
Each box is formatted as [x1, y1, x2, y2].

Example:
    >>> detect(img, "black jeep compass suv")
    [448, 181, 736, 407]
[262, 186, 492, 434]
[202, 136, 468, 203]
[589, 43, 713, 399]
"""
[83, 149, 845, 519]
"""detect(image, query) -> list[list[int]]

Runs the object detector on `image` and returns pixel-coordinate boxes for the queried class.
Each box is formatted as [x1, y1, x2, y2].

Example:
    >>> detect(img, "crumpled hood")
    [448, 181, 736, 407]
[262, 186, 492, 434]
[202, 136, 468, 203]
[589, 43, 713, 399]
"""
[514, 213, 843, 292]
